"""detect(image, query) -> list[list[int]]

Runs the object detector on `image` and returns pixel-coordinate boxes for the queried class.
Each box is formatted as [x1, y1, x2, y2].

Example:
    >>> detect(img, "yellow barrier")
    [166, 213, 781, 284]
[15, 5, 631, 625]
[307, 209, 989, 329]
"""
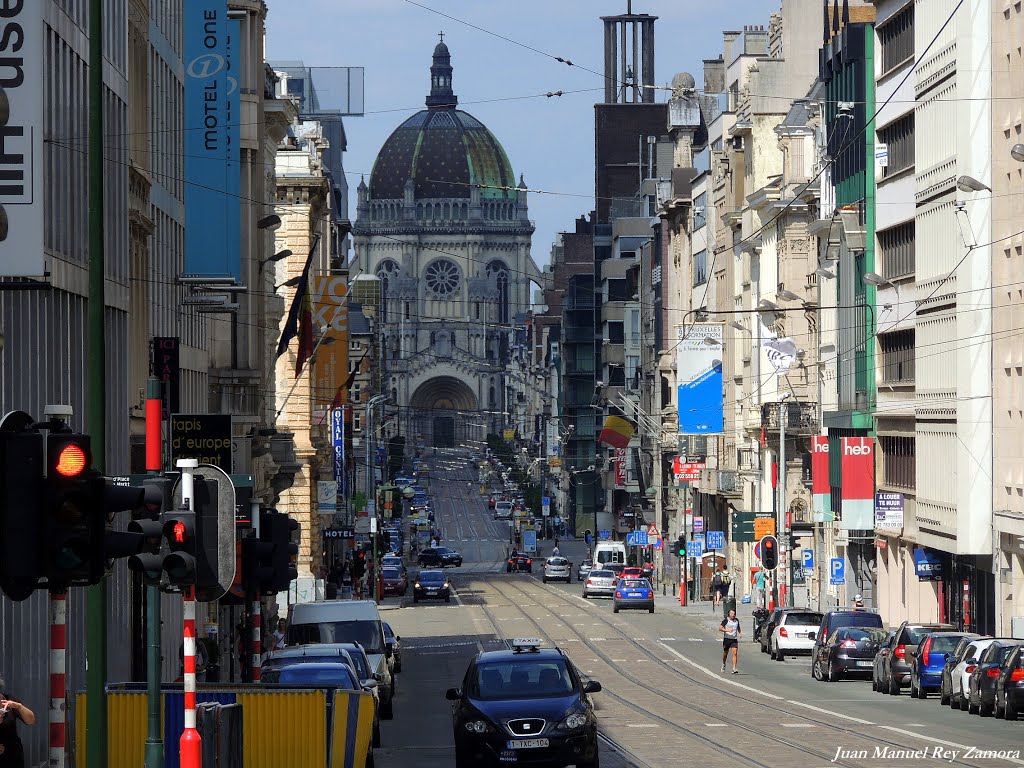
[74, 687, 371, 768]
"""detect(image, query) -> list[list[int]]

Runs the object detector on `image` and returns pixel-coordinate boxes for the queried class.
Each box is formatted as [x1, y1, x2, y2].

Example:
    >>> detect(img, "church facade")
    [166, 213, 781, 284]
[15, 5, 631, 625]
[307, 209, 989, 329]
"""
[353, 40, 541, 447]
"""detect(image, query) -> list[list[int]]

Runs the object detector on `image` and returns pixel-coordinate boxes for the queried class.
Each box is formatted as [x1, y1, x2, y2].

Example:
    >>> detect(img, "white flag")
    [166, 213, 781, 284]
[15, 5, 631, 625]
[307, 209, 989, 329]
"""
[763, 335, 798, 373]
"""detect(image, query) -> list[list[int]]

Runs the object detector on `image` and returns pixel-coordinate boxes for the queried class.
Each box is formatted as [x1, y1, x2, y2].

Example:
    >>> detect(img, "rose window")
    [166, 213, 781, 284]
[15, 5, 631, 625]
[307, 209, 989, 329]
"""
[425, 259, 460, 297]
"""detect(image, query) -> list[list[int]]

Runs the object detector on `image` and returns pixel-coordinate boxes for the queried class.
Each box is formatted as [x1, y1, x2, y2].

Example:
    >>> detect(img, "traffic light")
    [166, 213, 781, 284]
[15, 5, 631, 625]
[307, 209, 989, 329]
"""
[126, 477, 174, 577]
[760, 535, 779, 570]
[267, 511, 299, 594]
[0, 429, 44, 600]
[241, 533, 274, 596]
[673, 536, 686, 557]
[41, 432, 103, 588]
[162, 506, 197, 588]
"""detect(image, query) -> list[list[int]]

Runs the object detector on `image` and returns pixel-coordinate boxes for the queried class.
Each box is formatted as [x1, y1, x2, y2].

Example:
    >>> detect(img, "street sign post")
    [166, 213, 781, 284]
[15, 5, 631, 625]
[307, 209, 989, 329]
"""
[626, 531, 646, 546]
[706, 530, 725, 550]
[692, 517, 704, 533]
[801, 549, 814, 570]
[686, 540, 704, 557]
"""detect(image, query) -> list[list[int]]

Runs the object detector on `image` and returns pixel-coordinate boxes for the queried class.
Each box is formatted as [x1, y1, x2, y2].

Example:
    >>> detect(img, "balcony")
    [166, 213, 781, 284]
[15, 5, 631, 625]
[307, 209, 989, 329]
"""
[761, 401, 818, 435]
[717, 470, 742, 497]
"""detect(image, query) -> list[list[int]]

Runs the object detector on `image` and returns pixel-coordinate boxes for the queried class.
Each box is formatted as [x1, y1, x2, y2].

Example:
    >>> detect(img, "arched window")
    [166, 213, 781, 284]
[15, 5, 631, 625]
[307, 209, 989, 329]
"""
[486, 260, 510, 325]
[375, 260, 400, 322]
[489, 386, 496, 406]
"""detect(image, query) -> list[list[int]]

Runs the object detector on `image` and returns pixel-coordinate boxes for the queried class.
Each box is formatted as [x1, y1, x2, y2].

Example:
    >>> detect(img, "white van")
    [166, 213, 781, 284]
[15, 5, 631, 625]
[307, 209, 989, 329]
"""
[593, 541, 627, 568]
[494, 501, 514, 520]
[286, 600, 395, 718]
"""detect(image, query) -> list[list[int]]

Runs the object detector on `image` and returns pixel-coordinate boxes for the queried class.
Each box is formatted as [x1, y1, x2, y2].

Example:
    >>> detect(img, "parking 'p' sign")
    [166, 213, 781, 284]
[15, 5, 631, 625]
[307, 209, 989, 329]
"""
[829, 558, 845, 585]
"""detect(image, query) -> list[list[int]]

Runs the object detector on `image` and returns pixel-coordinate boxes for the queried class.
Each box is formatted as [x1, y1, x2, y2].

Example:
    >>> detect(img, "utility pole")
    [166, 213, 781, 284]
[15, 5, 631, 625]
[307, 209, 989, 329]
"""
[779, 394, 793, 608]
[86, 0, 108, 762]
[366, 395, 387, 603]
[144, 376, 164, 768]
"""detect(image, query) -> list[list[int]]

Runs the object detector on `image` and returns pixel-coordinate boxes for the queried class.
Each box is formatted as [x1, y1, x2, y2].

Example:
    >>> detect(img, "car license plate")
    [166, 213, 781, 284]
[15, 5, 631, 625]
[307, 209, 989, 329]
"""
[507, 739, 548, 749]
[857, 661, 872, 666]
[426, 588, 437, 593]
[796, 632, 808, 638]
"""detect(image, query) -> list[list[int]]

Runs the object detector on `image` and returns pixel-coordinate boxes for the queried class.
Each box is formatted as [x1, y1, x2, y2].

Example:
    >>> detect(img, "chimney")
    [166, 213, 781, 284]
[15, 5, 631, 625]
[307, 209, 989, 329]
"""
[723, 31, 741, 64]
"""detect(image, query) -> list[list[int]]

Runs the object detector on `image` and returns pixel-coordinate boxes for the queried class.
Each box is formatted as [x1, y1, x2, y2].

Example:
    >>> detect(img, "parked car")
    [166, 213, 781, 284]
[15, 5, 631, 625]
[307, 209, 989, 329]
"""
[577, 559, 593, 581]
[811, 610, 885, 681]
[418, 547, 463, 568]
[760, 608, 789, 655]
[506, 553, 533, 573]
[381, 555, 407, 577]
[814, 626, 889, 682]
[381, 567, 408, 596]
[383, 622, 402, 674]
[543, 557, 572, 584]
[582, 569, 617, 599]
[874, 622, 956, 695]
[768, 610, 823, 661]
[613, 578, 655, 614]
[966, 639, 1024, 716]
[995, 643, 1024, 719]
[947, 637, 998, 709]
[413, 569, 451, 603]
[938, 634, 984, 706]
[909, 632, 972, 699]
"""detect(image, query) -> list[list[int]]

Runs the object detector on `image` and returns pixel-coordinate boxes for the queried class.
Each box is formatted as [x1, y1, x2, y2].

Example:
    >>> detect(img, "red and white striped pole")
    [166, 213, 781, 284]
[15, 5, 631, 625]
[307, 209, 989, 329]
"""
[49, 590, 67, 768]
[178, 459, 201, 768]
[250, 599, 262, 682]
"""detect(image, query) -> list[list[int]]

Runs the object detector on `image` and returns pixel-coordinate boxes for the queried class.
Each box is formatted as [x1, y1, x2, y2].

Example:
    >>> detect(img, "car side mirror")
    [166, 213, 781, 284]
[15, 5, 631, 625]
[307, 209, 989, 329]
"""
[362, 679, 379, 690]
[582, 680, 602, 694]
[807, 632, 816, 641]
[966, 658, 977, 665]
[445, 688, 462, 701]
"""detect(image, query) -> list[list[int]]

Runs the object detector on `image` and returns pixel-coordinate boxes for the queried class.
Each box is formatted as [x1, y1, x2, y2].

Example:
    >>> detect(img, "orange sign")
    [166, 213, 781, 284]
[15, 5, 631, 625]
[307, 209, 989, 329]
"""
[311, 273, 350, 411]
[754, 517, 776, 539]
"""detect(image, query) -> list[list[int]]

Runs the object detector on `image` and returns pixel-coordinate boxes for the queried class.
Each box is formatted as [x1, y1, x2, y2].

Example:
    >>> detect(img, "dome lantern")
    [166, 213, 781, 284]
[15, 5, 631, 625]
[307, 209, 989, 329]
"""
[426, 33, 457, 110]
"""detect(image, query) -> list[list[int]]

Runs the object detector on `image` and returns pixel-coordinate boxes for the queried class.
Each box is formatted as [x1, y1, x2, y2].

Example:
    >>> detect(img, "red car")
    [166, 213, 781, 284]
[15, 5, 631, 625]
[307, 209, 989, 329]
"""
[506, 554, 533, 573]
[381, 566, 408, 595]
[621, 566, 644, 580]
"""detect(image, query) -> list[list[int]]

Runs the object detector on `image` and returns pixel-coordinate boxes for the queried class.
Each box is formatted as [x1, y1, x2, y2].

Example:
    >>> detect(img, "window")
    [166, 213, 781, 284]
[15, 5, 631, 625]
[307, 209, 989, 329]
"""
[880, 435, 915, 489]
[349, 358, 360, 374]
[878, 114, 914, 178]
[626, 355, 640, 388]
[693, 249, 708, 287]
[350, 340, 361, 351]
[619, 250, 637, 260]
[608, 365, 625, 387]
[693, 192, 707, 230]
[879, 221, 914, 279]
[607, 322, 624, 344]
[353, 413, 362, 432]
[607, 279, 627, 302]
[880, 329, 915, 383]
[879, 4, 913, 75]
[629, 310, 640, 345]
[352, 383, 361, 402]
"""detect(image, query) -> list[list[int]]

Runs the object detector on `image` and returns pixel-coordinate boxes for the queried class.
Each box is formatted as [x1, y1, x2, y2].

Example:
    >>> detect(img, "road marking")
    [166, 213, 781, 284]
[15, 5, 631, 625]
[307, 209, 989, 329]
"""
[704, 723, 728, 727]
[658, 642, 783, 701]
[780, 723, 816, 728]
[877, 726, 1024, 767]
[687, 638, 705, 642]
[782, 700, 873, 725]
[625, 724, 658, 728]
[659, 637, 677, 641]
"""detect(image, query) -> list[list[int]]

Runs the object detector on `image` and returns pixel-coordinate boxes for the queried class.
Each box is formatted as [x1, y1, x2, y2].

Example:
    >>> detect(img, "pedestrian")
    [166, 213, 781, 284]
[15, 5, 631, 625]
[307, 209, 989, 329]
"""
[752, 567, 768, 609]
[551, 544, 561, 557]
[272, 618, 286, 650]
[711, 567, 726, 608]
[0, 675, 36, 768]
[853, 593, 865, 611]
[719, 608, 741, 674]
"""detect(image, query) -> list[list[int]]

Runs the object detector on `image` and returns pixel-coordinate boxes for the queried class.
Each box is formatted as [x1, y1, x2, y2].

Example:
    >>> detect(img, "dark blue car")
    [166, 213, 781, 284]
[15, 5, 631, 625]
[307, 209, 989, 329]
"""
[909, 632, 972, 698]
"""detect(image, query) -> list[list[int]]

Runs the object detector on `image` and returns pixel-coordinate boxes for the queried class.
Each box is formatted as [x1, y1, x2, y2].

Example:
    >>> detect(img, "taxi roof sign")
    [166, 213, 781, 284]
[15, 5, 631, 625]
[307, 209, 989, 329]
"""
[510, 638, 543, 652]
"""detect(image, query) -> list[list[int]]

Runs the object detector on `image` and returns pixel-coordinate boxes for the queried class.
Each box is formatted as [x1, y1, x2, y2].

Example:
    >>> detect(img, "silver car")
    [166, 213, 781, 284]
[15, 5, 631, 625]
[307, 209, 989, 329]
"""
[577, 559, 593, 581]
[582, 568, 617, 598]
[542, 556, 572, 583]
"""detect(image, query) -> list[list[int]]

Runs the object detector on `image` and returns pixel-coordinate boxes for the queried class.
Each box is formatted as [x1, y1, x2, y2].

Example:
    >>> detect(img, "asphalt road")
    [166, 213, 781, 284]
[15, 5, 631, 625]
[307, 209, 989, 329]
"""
[376, 458, 1024, 768]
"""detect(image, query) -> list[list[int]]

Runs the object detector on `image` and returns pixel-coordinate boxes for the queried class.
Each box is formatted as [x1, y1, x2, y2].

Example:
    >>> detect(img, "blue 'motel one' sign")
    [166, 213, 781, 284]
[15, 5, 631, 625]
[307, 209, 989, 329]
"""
[184, 1, 241, 281]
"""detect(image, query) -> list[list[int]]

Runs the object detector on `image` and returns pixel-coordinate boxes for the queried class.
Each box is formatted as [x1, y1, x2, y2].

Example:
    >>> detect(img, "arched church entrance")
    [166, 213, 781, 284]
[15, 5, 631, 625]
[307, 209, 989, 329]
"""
[409, 377, 479, 449]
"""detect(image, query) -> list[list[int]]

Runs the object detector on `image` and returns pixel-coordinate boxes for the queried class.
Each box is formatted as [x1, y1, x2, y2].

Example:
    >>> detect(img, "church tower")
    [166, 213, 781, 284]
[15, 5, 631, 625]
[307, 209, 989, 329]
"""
[353, 39, 542, 448]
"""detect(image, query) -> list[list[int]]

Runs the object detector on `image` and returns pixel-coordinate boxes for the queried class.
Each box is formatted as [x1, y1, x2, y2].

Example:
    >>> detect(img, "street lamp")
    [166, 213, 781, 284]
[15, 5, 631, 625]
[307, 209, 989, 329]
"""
[257, 214, 283, 231]
[259, 249, 292, 271]
[956, 175, 991, 193]
[1012, 144, 1024, 163]
[814, 266, 836, 280]
[777, 289, 802, 302]
[365, 394, 388, 604]
[776, 390, 793, 608]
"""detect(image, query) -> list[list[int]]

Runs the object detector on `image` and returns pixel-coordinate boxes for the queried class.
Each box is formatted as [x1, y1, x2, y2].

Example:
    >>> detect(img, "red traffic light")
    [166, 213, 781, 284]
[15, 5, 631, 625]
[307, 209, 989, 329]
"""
[54, 444, 88, 477]
[173, 521, 186, 544]
[764, 539, 775, 550]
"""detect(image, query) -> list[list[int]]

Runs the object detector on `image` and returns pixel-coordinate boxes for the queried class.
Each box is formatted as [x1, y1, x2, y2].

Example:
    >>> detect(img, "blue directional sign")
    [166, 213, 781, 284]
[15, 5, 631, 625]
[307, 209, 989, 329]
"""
[829, 558, 845, 585]
[706, 530, 725, 550]
[802, 549, 815, 569]
[598, 529, 612, 541]
[686, 540, 704, 557]
[626, 531, 647, 546]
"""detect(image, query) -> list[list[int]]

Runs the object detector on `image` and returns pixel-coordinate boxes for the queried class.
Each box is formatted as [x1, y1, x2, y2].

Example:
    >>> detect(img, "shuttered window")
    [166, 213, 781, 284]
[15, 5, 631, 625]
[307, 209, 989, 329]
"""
[880, 435, 915, 490]
[879, 5, 914, 74]
[879, 220, 915, 279]
[878, 113, 914, 178]
[880, 329, 915, 383]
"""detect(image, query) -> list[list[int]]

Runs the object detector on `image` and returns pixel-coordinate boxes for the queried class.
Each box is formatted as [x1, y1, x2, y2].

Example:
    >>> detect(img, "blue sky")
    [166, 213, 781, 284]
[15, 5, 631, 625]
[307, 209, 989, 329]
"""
[265, 0, 780, 267]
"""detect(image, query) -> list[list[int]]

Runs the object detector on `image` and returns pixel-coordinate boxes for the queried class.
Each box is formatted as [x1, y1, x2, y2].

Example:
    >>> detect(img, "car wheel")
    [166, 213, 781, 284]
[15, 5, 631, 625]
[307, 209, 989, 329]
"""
[871, 675, 877, 692]
[613, 605, 619, 614]
[888, 673, 900, 696]
[413, 596, 419, 604]
[395, 660, 402, 673]
[373, 720, 381, 748]
[918, 681, 928, 700]
[812, 658, 823, 681]
[968, 696, 979, 715]
[543, 577, 548, 583]
[648, 607, 654, 614]
[1006, 697, 1019, 721]
[829, 661, 841, 682]
[995, 693, 1005, 719]
[776, 647, 785, 662]
[980, 699, 993, 717]
[365, 749, 375, 768]
[576, 748, 600, 768]
[445, 596, 451, 603]
[454, 745, 474, 768]
[960, 687, 970, 711]
[381, 696, 394, 720]
[909, 677, 918, 698]
[940, 680, 949, 705]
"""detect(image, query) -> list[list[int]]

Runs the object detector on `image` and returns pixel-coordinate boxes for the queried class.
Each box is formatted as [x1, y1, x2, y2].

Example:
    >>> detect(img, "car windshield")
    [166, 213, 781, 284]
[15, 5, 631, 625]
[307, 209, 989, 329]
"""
[382, 568, 401, 579]
[382, 557, 402, 567]
[984, 644, 1019, 664]
[621, 579, 649, 589]
[581, 560, 593, 568]
[278, 665, 359, 688]
[928, 635, 963, 654]
[383, 623, 396, 642]
[420, 571, 446, 584]
[436, 548, 454, 555]
[548, 558, 568, 566]
[474, 660, 575, 700]
[904, 626, 953, 645]
[606, 564, 625, 574]
[590, 570, 613, 578]
[833, 628, 886, 644]
[829, 613, 883, 631]
[286, 621, 385, 653]
[784, 612, 823, 627]
[338, 648, 371, 679]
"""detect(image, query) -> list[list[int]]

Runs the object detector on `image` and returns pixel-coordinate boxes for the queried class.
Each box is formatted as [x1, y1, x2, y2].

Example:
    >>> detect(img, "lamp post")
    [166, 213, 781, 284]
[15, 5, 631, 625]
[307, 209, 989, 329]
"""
[365, 394, 387, 603]
[777, 391, 793, 608]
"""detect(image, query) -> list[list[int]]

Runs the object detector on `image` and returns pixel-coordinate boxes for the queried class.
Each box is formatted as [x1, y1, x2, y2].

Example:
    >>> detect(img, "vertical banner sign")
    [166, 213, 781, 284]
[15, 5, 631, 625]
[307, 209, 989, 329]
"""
[317, 481, 338, 516]
[183, 1, 241, 280]
[332, 407, 345, 487]
[840, 437, 874, 530]
[311, 275, 350, 416]
[152, 337, 181, 415]
[546, 420, 562, 469]
[0, 3, 44, 277]
[811, 436, 832, 522]
[676, 323, 724, 433]
[614, 448, 627, 489]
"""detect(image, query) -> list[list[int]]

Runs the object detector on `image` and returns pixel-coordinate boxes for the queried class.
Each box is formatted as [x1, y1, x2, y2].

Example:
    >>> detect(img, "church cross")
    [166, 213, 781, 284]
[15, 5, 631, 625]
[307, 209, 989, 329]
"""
[438, 31, 445, 43]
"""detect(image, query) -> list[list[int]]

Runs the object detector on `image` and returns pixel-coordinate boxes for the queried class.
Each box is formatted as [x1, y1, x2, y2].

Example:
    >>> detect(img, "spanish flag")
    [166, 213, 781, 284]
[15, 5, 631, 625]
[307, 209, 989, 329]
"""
[598, 415, 636, 449]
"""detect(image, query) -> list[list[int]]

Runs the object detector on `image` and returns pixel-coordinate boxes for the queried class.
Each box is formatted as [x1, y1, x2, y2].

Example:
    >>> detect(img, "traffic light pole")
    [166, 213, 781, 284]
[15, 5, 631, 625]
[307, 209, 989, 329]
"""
[49, 590, 67, 768]
[177, 460, 201, 768]
[85, 0, 109, 761]
[144, 377, 164, 768]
